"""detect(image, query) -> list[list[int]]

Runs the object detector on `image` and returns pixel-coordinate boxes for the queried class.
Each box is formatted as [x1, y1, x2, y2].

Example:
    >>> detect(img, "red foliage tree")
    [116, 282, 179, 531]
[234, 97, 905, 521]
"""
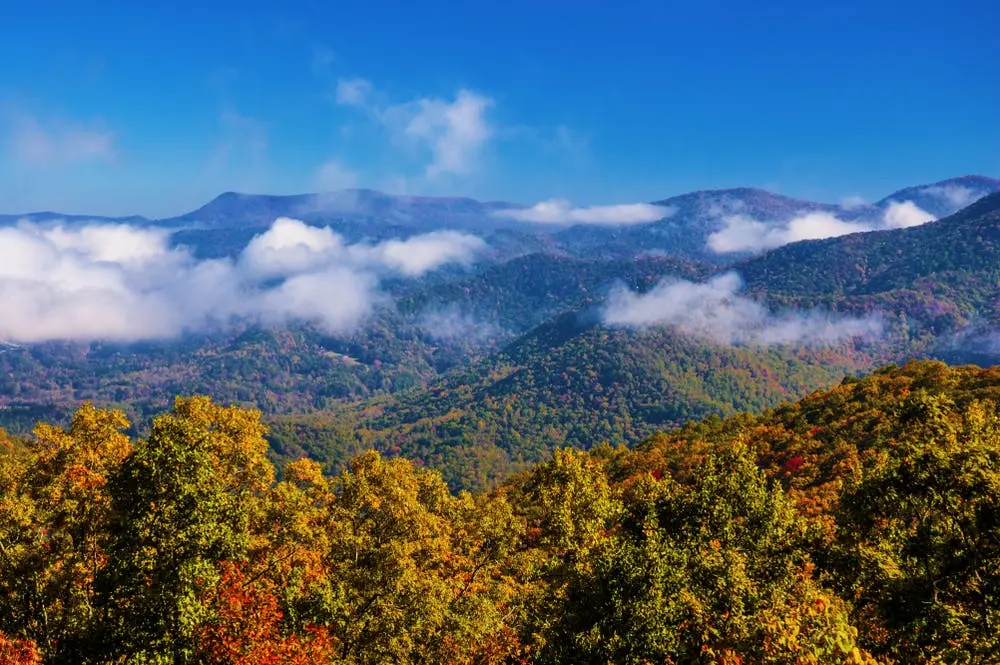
[0, 633, 40, 665]
[196, 562, 335, 665]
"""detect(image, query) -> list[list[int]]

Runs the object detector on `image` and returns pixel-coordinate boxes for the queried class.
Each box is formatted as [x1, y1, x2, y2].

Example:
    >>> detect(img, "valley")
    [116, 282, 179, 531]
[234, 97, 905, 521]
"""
[2, 176, 999, 489]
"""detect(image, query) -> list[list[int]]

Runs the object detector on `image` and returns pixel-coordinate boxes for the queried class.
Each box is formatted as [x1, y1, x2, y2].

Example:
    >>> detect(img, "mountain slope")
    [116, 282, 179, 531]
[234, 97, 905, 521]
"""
[875, 174, 1000, 217]
[269, 192, 1000, 488]
[738, 191, 1000, 304]
[5, 175, 996, 263]
[554, 187, 844, 260]
[271, 310, 873, 489]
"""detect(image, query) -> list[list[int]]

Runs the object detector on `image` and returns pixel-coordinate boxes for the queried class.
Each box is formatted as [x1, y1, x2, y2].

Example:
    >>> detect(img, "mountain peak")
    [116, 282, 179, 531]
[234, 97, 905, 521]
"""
[876, 174, 1000, 215]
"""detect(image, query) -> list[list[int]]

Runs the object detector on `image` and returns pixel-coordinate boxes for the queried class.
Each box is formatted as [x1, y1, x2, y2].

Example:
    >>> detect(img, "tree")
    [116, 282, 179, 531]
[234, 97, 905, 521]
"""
[96, 397, 272, 664]
[195, 562, 334, 665]
[0, 632, 40, 665]
[291, 451, 521, 664]
[835, 394, 1000, 662]
[0, 404, 132, 663]
[541, 445, 875, 664]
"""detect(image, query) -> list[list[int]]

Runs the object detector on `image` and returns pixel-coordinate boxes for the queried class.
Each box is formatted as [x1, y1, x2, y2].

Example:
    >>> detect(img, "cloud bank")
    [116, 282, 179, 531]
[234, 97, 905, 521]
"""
[602, 272, 881, 346]
[707, 200, 937, 254]
[494, 199, 673, 225]
[0, 218, 485, 343]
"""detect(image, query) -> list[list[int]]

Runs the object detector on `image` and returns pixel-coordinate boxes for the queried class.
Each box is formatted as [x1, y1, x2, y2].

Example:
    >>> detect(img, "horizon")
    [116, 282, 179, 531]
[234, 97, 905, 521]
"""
[1, 0, 997, 218]
[4, 172, 998, 221]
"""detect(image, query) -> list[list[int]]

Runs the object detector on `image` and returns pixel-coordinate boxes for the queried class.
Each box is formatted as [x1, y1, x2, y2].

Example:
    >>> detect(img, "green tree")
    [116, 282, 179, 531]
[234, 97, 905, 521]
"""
[96, 397, 271, 664]
[0, 405, 132, 664]
[542, 445, 872, 664]
[835, 394, 1000, 662]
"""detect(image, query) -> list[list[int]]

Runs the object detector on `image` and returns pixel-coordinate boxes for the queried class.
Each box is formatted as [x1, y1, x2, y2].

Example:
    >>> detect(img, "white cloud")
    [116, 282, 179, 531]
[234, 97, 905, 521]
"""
[354, 230, 486, 276]
[418, 305, 499, 342]
[336, 78, 373, 107]
[336, 78, 494, 180]
[0, 223, 216, 342]
[241, 217, 345, 277]
[315, 159, 359, 191]
[602, 272, 881, 346]
[242, 218, 485, 278]
[255, 267, 376, 332]
[840, 194, 868, 210]
[707, 212, 869, 254]
[8, 115, 116, 167]
[0, 217, 486, 343]
[392, 90, 494, 178]
[881, 200, 936, 229]
[707, 201, 937, 254]
[922, 183, 981, 209]
[494, 199, 672, 225]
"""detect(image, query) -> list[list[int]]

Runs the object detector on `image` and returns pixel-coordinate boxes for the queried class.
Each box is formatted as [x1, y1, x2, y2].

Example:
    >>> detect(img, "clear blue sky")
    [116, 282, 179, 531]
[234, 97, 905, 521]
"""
[0, 0, 997, 217]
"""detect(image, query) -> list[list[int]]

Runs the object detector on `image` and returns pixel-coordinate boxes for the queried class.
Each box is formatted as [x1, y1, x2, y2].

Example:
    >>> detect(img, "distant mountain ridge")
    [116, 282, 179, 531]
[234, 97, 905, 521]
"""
[6, 186, 1000, 490]
[2, 175, 997, 263]
[0, 212, 151, 226]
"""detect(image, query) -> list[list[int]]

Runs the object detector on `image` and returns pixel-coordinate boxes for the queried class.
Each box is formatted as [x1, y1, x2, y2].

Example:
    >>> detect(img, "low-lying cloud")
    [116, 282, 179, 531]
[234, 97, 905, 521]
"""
[0, 217, 485, 343]
[922, 183, 982, 209]
[707, 200, 937, 254]
[494, 199, 673, 225]
[417, 305, 499, 343]
[881, 200, 936, 229]
[602, 272, 881, 346]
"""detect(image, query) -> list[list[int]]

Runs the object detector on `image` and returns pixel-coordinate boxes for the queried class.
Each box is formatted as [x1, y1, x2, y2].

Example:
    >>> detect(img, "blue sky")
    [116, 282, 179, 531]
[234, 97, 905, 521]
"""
[0, 0, 997, 217]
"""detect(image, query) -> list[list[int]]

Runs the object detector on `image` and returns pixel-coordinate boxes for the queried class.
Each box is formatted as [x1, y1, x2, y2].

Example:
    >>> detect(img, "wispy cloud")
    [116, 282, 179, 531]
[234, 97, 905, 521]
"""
[417, 305, 499, 342]
[602, 272, 882, 346]
[315, 159, 359, 190]
[333, 77, 495, 181]
[840, 194, 868, 210]
[206, 108, 268, 178]
[7, 115, 116, 167]
[241, 218, 485, 277]
[921, 183, 984, 209]
[0, 217, 487, 343]
[356, 230, 486, 276]
[494, 199, 673, 225]
[335, 77, 373, 107]
[707, 200, 937, 254]
[707, 211, 869, 254]
[399, 90, 494, 179]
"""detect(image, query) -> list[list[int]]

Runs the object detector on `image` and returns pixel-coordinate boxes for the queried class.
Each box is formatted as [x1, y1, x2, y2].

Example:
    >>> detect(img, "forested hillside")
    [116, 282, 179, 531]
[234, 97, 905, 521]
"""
[740, 191, 1000, 308]
[269, 315, 874, 489]
[2, 360, 998, 664]
[4, 183, 1000, 499]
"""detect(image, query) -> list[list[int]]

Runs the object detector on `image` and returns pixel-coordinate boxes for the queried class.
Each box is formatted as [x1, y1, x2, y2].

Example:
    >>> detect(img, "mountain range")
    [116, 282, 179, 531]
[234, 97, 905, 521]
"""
[2, 174, 1000, 488]
[4, 175, 997, 261]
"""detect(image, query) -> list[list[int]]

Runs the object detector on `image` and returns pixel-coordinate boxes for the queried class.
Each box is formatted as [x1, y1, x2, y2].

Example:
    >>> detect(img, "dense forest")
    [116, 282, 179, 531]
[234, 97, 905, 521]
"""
[2, 359, 998, 664]
[268, 320, 873, 490]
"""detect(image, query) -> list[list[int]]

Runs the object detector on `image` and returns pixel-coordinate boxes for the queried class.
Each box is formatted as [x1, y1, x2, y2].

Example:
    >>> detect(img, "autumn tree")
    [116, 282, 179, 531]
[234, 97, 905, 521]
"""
[0, 405, 132, 663]
[834, 394, 1000, 662]
[0, 632, 40, 665]
[540, 445, 875, 664]
[290, 451, 520, 664]
[195, 562, 334, 665]
[95, 397, 272, 664]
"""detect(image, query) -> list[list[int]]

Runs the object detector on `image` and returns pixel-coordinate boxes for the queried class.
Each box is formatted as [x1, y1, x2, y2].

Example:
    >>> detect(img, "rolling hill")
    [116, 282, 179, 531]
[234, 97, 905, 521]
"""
[266, 190, 1000, 488]
[3, 176, 1000, 491]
